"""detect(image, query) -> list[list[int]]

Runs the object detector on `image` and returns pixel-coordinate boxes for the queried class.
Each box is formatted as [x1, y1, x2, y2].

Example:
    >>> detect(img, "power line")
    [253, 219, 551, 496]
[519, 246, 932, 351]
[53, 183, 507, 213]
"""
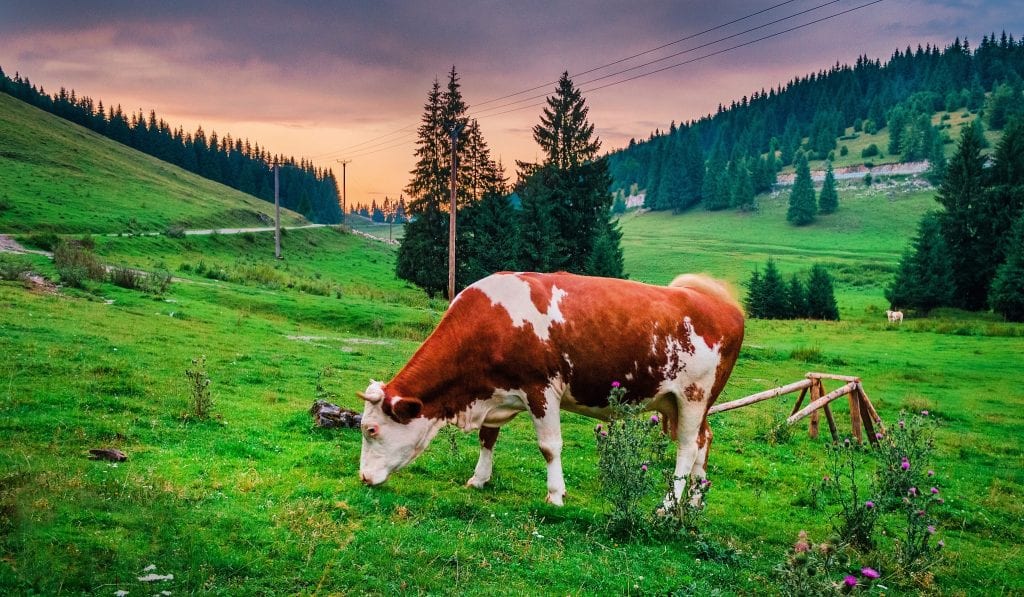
[474, 0, 884, 122]
[472, 0, 807, 108]
[469, 0, 842, 119]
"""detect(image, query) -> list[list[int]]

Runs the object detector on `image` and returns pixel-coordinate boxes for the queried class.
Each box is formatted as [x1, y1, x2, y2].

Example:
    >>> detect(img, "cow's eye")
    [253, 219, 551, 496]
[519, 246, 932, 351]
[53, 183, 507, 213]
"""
[363, 423, 380, 439]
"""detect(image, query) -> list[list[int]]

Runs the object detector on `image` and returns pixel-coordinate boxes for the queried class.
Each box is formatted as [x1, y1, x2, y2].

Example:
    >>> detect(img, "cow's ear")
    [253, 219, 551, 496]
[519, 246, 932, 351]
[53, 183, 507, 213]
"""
[391, 397, 423, 423]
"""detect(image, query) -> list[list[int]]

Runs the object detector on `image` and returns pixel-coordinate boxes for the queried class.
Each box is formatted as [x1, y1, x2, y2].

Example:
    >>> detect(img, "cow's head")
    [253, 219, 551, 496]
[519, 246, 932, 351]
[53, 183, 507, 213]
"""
[357, 380, 445, 486]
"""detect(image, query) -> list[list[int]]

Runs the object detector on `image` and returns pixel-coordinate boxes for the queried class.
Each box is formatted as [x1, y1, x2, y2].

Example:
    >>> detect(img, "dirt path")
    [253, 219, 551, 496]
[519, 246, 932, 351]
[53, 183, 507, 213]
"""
[775, 161, 929, 185]
[0, 234, 51, 257]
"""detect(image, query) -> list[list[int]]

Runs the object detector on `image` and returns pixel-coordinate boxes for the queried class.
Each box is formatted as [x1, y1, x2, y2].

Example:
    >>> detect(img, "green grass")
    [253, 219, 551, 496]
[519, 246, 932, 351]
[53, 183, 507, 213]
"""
[3, 172, 1024, 594]
[0, 93, 307, 234]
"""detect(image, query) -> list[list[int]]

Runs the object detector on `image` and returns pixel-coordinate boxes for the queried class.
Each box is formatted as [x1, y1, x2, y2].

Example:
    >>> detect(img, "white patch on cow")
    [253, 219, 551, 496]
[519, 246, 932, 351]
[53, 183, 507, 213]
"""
[452, 388, 529, 432]
[467, 273, 567, 341]
[625, 372, 634, 381]
[657, 318, 722, 397]
[532, 377, 568, 505]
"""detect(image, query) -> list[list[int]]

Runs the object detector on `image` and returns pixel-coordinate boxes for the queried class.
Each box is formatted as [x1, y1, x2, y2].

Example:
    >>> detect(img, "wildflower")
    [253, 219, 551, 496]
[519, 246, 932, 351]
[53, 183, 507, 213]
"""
[650, 414, 659, 424]
[901, 459, 910, 471]
[700, 478, 712, 488]
[861, 567, 880, 579]
[927, 525, 936, 534]
[823, 475, 830, 482]
[938, 539, 945, 548]
[844, 575, 858, 588]
[611, 381, 621, 388]
[641, 464, 648, 472]
[908, 487, 918, 496]
[928, 469, 935, 477]
[844, 438, 851, 446]
[875, 432, 883, 440]
[600, 431, 608, 438]
[595, 424, 602, 433]
[930, 487, 939, 494]
[794, 530, 810, 553]
[864, 500, 875, 509]
[916, 509, 926, 517]
[937, 497, 945, 504]
[899, 420, 905, 428]
[921, 410, 929, 416]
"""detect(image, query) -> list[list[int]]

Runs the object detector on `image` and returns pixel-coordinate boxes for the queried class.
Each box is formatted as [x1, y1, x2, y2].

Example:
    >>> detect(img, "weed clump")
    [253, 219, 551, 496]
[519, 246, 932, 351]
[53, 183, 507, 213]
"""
[0, 254, 33, 281]
[184, 355, 214, 419]
[53, 240, 105, 288]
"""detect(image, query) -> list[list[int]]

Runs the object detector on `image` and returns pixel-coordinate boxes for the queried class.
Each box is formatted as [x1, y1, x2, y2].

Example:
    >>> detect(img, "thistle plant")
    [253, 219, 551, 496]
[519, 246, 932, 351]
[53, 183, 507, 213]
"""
[824, 438, 879, 551]
[594, 382, 668, 539]
[873, 410, 936, 511]
[185, 355, 213, 419]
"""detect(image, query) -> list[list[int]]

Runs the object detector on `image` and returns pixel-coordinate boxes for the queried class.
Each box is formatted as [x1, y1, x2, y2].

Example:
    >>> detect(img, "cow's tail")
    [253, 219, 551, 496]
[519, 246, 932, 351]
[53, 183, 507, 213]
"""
[669, 273, 744, 315]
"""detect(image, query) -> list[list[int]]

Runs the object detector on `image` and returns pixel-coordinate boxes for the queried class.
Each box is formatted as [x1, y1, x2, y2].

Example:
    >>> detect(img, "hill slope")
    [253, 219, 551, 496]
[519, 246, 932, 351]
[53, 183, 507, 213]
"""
[0, 93, 308, 234]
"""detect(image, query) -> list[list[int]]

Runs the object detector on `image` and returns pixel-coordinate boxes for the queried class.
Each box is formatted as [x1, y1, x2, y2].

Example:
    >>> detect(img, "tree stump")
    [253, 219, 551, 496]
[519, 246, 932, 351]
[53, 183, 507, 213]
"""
[310, 400, 362, 429]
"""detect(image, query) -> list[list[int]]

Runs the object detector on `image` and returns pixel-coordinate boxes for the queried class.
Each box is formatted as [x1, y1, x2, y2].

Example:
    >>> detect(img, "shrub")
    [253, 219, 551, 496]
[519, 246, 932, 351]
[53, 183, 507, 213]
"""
[23, 232, 61, 251]
[861, 144, 880, 158]
[53, 240, 105, 288]
[755, 410, 794, 446]
[776, 531, 880, 594]
[594, 383, 669, 538]
[0, 254, 33, 281]
[166, 225, 186, 238]
[840, 145, 849, 156]
[185, 355, 214, 419]
[109, 266, 143, 290]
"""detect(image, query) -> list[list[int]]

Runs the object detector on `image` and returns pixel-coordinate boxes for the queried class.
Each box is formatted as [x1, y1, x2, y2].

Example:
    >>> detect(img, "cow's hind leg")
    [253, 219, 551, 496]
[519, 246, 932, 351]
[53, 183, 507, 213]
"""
[686, 419, 712, 506]
[665, 399, 708, 510]
[466, 426, 500, 489]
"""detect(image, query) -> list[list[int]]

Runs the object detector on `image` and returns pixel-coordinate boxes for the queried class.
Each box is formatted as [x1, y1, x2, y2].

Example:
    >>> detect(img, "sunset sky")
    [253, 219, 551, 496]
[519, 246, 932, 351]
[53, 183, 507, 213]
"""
[2, 1, 1022, 205]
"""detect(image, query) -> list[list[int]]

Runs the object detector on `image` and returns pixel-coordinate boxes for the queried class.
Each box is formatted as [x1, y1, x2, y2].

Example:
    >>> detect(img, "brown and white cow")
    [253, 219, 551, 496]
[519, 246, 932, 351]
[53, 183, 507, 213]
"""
[358, 271, 744, 505]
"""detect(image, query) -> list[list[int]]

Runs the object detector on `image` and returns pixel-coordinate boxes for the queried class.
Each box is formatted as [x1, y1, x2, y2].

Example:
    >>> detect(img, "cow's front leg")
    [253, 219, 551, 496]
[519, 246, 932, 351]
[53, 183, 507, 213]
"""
[531, 388, 566, 506]
[466, 426, 500, 489]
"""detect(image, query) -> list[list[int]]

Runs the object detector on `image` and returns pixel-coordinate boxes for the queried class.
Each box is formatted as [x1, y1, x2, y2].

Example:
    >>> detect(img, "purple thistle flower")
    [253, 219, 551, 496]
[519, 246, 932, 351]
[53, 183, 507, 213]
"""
[916, 509, 926, 517]
[899, 420, 905, 428]
[921, 410, 929, 416]
[901, 460, 911, 471]
[861, 567, 880, 579]
[864, 500, 875, 509]
[927, 525, 936, 534]
[938, 539, 945, 548]
[908, 487, 918, 496]
[844, 438, 851, 446]
[641, 464, 648, 472]
[595, 424, 602, 433]
[701, 478, 712, 488]
[600, 431, 608, 438]
[650, 414, 660, 424]
[931, 487, 939, 495]
[875, 432, 883, 440]
[928, 469, 935, 477]
[611, 381, 621, 388]
[843, 575, 858, 588]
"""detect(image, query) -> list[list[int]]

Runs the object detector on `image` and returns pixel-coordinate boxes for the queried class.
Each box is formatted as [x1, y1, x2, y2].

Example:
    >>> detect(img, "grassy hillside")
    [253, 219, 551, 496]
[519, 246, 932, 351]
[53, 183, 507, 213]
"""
[0, 93, 307, 234]
[2, 175, 1023, 595]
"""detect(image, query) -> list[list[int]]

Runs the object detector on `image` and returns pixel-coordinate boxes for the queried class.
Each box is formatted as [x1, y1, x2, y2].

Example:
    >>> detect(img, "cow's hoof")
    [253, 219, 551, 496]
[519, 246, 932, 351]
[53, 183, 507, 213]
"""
[465, 476, 489, 489]
[545, 491, 565, 506]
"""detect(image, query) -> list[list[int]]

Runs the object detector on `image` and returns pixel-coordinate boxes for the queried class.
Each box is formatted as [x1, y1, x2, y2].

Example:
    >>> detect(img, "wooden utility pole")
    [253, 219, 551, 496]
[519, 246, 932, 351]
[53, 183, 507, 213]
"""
[337, 159, 351, 221]
[448, 125, 463, 302]
[274, 162, 281, 259]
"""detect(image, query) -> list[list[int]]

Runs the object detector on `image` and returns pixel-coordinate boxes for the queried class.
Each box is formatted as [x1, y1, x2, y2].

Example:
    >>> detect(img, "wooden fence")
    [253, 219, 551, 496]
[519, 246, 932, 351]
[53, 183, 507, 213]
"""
[709, 372, 884, 444]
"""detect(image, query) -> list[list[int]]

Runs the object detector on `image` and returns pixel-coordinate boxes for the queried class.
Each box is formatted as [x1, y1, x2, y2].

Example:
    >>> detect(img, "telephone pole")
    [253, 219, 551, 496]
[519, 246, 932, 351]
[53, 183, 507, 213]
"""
[336, 159, 351, 222]
[273, 161, 281, 259]
[448, 124, 463, 302]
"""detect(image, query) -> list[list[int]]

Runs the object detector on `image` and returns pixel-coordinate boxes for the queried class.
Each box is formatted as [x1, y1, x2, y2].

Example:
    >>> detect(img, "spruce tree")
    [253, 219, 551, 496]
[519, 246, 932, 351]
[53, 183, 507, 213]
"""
[786, 274, 809, 318]
[787, 152, 817, 225]
[989, 213, 1024, 322]
[520, 73, 623, 276]
[462, 189, 519, 285]
[936, 119, 991, 309]
[760, 259, 788, 318]
[818, 161, 839, 214]
[744, 269, 765, 319]
[806, 264, 840, 320]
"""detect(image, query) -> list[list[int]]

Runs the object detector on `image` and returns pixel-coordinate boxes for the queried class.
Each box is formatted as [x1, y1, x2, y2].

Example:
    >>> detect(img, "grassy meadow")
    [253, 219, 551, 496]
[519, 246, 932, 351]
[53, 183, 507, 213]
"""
[0, 93, 307, 234]
[3, 91, 1024, 594]
[3, 174, 1024, 595]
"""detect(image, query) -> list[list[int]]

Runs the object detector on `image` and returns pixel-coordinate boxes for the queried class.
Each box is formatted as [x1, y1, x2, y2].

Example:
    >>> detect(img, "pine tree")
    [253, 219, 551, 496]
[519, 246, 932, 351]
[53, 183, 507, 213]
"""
[516, 166, 562, 272]
[787, 152, 817, 225]
[743, 269, 766, 319]
[818, 161, 839, 214]
[936, 119, 992, 309]
[760, 259, 788, 318]
[785, 274, 808, 318]
[989, 213, 1024, 321]
[520, 72, 623, 276]
[806, 264, 840, 320]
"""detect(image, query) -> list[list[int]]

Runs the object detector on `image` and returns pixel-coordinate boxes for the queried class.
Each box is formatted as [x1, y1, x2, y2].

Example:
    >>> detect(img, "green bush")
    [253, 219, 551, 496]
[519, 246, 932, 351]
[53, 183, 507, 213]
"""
[53, 240, 105, 288]
[0, 254, 33, 281]
[185, 355, 214, 420]
[861, 144, 880, 158]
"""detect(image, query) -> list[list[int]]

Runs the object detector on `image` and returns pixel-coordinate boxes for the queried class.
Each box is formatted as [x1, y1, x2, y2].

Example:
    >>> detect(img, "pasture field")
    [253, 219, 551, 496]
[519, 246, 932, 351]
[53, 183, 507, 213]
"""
[2, 182, 1024, 595]
[0, 93, 308, 235]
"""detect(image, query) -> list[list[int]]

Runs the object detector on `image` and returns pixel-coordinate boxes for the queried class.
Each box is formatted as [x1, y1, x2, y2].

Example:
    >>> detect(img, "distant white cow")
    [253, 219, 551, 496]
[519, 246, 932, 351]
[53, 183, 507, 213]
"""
[886, 310, 904, 323]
